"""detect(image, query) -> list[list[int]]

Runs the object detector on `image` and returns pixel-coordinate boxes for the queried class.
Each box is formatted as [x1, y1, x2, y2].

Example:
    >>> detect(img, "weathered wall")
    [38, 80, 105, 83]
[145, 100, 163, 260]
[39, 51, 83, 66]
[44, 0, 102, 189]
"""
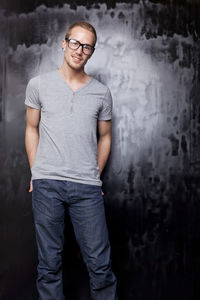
[0, 1, 200, 299]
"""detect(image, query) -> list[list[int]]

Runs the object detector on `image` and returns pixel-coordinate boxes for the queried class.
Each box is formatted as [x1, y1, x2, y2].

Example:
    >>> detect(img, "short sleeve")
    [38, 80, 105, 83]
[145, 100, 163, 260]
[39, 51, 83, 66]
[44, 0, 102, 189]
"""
[24, 77, 41, 109]
[98, 87, 113, 121]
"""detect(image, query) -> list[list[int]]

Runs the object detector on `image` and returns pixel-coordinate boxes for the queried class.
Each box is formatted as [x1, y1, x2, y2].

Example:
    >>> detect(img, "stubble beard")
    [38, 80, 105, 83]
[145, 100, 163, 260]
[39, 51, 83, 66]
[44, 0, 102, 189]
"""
[65, 53, 88, 72]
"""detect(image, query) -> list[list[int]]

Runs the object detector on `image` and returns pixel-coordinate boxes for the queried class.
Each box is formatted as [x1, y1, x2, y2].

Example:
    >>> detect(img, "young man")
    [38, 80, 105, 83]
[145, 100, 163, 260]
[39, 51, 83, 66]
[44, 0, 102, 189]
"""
[25, 21, 118, 300]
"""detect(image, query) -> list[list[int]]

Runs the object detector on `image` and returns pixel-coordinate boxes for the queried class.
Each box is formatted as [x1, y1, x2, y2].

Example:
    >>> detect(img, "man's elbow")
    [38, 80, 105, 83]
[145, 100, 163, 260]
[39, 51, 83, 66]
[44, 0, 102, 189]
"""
[99, 133, 112, 145]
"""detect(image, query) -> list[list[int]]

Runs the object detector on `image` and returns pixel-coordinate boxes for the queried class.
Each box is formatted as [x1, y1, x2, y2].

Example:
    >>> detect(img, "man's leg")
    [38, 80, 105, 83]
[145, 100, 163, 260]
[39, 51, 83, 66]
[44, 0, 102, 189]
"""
[32, 179, 66, 300]
[68, 182, 118, 300]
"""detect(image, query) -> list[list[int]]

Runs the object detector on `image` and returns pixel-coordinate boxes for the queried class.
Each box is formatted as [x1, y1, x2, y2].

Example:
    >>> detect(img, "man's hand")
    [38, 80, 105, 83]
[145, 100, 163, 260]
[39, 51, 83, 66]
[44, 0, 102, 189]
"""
[29, 180, 33, 193]
[101, 190, 104, 196]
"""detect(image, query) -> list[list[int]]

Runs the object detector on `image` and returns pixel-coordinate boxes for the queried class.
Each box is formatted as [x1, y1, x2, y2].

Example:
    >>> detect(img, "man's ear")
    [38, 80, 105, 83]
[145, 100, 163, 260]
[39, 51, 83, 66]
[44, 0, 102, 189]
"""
[62, 39, 67, 50]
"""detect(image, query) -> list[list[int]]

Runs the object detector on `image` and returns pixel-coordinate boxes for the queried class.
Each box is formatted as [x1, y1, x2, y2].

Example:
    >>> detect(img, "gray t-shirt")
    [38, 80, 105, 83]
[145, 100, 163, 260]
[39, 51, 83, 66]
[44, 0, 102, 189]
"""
[25, 70, 113, 186]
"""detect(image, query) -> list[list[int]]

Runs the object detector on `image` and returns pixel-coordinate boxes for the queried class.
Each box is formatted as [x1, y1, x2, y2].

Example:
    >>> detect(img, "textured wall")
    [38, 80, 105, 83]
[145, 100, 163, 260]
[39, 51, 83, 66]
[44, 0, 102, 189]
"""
[0, 1, 200, 299]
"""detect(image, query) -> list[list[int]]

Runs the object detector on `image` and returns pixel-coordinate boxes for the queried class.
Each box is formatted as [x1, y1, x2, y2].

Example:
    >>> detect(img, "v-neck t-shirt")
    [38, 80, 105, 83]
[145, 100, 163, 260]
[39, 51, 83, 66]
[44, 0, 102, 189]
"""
[24, 69, 113, 186]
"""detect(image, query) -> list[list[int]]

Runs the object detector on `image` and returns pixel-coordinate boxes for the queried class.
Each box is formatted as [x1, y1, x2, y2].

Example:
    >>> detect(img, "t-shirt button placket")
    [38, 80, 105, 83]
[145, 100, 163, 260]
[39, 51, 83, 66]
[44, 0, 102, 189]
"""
[70, 92, 75, 113]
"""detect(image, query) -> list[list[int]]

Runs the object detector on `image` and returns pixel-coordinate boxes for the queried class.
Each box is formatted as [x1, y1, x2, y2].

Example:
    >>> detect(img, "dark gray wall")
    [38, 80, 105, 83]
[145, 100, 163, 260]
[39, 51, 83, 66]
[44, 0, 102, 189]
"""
[0, 1, 200, 299]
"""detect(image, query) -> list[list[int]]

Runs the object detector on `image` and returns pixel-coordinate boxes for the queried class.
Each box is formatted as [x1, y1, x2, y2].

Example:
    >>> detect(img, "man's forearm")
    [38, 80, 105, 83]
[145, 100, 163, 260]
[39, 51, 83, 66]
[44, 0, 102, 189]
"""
[97, 135, 111, 176]
[25, 126, 39, 169]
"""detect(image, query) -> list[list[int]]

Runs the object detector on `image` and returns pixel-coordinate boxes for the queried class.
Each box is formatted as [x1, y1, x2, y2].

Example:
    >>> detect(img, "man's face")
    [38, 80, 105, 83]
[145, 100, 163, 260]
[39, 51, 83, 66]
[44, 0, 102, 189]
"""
[63, 26, 95, 71]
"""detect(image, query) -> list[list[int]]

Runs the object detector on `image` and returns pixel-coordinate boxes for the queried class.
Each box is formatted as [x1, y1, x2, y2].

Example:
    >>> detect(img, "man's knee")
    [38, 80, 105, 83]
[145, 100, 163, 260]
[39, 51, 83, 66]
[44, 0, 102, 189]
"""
[38, 255, 62, 279]
[88, 259, 116, 289]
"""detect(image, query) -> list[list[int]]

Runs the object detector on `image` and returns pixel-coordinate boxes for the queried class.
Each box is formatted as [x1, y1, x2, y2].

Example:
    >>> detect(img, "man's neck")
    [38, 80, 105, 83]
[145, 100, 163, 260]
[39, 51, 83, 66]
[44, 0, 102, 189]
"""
[59, 63, 88, 84]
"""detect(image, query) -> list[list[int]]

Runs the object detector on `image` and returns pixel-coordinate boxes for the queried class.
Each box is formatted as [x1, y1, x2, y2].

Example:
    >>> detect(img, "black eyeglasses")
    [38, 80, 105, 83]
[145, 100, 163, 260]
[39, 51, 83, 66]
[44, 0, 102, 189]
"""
[65, 38, 95, 55]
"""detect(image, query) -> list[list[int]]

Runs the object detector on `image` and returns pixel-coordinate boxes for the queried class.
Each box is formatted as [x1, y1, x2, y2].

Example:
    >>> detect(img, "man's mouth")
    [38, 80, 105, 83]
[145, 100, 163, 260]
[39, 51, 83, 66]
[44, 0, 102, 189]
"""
[72, 56, 82, 62]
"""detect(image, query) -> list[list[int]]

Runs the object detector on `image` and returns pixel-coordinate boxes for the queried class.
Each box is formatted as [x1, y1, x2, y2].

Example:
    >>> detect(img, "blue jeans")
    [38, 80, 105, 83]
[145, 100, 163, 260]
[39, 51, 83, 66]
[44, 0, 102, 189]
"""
[32, 179, 118, 300]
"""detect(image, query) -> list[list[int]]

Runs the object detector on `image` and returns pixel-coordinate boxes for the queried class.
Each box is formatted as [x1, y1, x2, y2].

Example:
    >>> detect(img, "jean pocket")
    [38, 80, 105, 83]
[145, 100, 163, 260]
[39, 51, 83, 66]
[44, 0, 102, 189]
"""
[32, 179, 40, 190]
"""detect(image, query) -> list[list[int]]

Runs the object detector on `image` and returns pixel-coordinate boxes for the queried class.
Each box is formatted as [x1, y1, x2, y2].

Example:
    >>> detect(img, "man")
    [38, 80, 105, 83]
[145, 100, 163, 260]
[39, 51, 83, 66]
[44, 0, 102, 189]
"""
[25, 21, 118, 300]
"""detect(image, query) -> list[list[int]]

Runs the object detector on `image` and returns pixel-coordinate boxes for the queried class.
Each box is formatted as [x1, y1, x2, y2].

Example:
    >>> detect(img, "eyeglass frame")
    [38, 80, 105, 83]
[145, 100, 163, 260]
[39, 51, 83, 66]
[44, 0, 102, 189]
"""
[65, 38, 95, 55]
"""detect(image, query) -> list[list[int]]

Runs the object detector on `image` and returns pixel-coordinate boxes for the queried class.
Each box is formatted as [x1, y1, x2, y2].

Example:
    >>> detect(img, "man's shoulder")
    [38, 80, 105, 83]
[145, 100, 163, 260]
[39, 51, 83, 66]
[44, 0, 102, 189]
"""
[90, 76, 110, 95]
[28, 70, 58, 86]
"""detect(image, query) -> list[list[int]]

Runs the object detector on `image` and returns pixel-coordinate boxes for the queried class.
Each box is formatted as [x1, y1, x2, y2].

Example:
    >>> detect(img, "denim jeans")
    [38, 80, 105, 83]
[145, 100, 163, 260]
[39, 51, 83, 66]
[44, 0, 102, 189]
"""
[32, 179, 118, 300]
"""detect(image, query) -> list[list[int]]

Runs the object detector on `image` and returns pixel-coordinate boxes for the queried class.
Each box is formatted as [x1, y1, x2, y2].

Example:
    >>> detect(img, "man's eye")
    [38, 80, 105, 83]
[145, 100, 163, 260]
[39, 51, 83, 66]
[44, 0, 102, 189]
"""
[71, 40, 78, 45]
[84, 45, 92, 50]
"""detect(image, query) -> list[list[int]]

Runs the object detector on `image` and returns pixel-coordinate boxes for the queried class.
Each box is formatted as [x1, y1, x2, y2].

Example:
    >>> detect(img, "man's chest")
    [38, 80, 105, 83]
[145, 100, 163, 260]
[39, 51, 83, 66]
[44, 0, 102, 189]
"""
[39, 88, 103, 121]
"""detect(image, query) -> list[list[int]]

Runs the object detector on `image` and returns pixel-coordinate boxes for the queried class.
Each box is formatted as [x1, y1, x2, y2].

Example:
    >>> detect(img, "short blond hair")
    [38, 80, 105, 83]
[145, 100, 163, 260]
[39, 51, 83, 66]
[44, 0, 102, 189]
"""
[65, 21, 97, 45]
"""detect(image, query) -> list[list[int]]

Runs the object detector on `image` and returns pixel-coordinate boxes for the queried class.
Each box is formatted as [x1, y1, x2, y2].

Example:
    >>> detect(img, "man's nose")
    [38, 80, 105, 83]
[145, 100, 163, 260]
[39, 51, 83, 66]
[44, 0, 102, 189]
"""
[76, 45, 83, 55]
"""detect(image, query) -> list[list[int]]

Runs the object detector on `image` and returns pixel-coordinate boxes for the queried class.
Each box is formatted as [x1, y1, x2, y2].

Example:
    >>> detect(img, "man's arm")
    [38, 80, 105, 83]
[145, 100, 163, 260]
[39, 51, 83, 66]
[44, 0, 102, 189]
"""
[97, 120, 112, 177]
[25, 106, 40, 192]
